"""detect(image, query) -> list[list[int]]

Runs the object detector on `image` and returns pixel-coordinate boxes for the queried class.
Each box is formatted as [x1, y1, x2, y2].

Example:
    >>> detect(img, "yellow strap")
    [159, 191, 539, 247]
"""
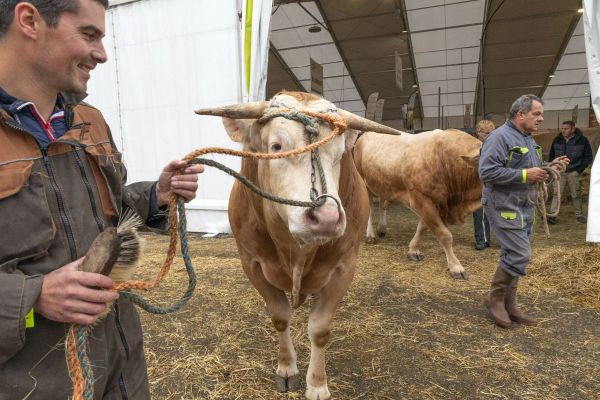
[522, 168, 527, 183]
[25, 308, 34, 328]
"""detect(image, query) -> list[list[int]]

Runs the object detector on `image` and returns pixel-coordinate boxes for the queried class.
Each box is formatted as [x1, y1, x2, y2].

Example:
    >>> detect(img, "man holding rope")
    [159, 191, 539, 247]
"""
[479, 94, 568, 329]
[0, 0, 203, 398]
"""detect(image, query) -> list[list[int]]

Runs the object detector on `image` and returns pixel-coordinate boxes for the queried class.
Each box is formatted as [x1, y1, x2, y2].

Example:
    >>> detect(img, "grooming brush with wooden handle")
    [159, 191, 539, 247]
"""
[78, 210, 143, 318]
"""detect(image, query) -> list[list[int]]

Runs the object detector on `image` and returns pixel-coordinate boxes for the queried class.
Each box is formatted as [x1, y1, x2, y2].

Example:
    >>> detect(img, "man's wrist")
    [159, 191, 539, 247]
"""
[155, 182, 169, 207]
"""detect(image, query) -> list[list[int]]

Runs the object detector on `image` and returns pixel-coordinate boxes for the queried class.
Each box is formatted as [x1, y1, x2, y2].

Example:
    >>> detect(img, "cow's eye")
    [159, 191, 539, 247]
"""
[270, 143, 282, 152]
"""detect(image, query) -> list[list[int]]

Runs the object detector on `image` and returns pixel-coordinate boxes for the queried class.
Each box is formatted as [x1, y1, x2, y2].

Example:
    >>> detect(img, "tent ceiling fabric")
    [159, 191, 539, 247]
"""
[268, 1, 366, 115]
[406, 0, 485, 118]
[267, 0, 590, 123]
[480, 0, 584, 116]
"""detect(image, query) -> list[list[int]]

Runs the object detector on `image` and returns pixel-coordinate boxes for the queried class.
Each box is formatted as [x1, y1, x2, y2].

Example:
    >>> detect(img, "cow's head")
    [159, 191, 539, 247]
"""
[197, 91, 401, 246]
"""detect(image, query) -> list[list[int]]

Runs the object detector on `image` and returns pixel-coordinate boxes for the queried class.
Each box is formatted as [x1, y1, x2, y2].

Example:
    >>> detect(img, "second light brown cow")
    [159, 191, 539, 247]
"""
[354, 129, 483, 279]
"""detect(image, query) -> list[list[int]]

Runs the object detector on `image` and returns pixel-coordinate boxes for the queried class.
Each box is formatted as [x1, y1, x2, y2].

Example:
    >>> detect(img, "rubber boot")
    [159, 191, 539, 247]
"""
[484, 267, 513, 328]
[505, 277, 538, 326]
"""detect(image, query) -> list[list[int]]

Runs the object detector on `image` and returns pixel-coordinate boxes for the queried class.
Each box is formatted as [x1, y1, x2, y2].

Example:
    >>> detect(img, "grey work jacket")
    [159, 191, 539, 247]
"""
[479, 120, 543, 229]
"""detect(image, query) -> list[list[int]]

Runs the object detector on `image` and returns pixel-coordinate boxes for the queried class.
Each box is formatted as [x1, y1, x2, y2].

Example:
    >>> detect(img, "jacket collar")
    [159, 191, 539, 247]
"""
[0, 86, 68, 116]
[0, 86, 84, 129]
[506, 120, 532, 137]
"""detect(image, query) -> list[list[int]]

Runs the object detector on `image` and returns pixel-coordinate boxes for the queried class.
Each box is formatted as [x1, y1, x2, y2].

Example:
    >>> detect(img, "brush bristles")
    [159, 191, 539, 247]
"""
[109, 209, 144, 282]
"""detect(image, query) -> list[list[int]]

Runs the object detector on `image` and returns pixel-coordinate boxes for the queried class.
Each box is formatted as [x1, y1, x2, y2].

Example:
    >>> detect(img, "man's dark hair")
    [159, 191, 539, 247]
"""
[509, 94, 544, 119]
[0, 0, 108, 37]
[561, 120, 575, 127]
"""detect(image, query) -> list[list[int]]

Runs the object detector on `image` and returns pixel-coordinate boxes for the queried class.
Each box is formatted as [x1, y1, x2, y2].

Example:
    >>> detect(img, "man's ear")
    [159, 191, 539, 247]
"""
[13, 2, 43, 39]
[344, 128, 361, 152]
[222, 117, 261, 151]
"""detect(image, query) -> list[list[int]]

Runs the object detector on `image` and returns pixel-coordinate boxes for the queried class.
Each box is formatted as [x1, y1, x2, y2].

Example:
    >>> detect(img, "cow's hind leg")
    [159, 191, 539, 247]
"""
[365, 192, 378, 243]
[245, 261, 300, 392]
[305, 265, 355, 400]
[376, 200, 388, 238]
[408, 219, 427, 261]
[409, 196, 468, 280]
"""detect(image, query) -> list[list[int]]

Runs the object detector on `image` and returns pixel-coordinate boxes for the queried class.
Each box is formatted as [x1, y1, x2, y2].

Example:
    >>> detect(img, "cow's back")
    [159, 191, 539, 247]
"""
[355, 129, 482, 224]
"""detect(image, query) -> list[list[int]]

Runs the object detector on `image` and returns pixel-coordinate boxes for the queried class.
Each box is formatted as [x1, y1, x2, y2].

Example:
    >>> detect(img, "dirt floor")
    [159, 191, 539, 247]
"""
[134, 201, 600, 400]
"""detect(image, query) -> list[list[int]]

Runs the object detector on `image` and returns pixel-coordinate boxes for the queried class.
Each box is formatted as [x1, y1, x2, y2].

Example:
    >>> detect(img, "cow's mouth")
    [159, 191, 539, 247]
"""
[293, 233, 337, 248]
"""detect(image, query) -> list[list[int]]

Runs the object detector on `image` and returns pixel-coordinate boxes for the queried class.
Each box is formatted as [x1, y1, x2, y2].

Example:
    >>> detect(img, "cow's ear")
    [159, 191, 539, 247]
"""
[344, 128, 361, 152]
[222, 117, 255, 142]
[461, 154, 480, 166]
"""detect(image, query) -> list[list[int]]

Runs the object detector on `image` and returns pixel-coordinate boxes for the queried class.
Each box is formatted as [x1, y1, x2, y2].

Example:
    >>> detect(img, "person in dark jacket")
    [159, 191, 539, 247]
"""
[0, 1, 203, 398]
[473, 119, 495, 250]
[547, 120, 593, 224]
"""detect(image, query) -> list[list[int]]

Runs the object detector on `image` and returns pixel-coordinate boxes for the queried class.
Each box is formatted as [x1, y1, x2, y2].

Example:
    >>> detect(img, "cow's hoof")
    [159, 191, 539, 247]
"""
[449, 270, 469, 280]
[275, 374, 301, 393]
[408, 251, 425, 261]
[365, 236, 378, 244]
[306, 384, 331, 400]
[376, 230, 386, 238]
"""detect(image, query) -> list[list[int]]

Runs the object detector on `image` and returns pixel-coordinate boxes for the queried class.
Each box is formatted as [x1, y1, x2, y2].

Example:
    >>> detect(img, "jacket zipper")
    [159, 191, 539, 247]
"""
[41, 147, 78, 260]
[72, 146, 104, 232]
[5, 118, 78, 260]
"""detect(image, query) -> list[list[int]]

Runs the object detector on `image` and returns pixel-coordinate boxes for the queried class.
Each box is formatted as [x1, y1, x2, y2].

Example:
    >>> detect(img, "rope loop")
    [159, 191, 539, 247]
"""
[534, 166, 563, 238]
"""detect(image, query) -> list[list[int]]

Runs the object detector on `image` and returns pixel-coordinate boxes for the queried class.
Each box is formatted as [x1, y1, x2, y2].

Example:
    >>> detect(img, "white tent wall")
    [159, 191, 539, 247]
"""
[86, 0, 245, 233]
[584, 0, 600, 242]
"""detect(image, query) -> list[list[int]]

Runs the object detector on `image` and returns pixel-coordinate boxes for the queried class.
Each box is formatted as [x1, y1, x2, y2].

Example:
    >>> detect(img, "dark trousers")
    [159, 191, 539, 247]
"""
[473, 207, 490, 246]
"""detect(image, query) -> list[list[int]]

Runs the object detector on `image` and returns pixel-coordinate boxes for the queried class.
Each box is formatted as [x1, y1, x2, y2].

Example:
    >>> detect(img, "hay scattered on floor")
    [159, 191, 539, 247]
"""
[130, 204, 600, 399]
[528, 244, 600, 309]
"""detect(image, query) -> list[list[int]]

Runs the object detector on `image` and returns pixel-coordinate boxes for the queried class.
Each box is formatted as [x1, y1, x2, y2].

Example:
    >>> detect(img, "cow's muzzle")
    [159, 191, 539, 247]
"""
[304, 195, 345, 238]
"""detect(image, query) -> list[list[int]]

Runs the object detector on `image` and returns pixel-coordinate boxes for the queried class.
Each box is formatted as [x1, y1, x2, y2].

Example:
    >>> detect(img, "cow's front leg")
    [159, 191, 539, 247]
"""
[407, 219, 427, 261]
[272, 296, 301, 393]
[305, 265, 355, 400]
[410, 196, 468, 279]
[245, 261, 300, 392]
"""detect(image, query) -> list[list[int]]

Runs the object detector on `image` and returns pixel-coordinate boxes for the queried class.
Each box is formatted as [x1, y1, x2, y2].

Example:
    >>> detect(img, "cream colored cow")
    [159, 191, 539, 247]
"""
[354, 129, 483, 279]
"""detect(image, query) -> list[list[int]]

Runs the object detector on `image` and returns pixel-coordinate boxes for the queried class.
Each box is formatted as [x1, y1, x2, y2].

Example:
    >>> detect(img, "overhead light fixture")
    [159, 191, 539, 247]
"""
[412, 84, 418, 88]
[402, 29, 408, 33]
[308, 25, 321, 33]
[549, 74, 555, 78]
[578, 8, 584, 13]
[585, 92, 589, 95]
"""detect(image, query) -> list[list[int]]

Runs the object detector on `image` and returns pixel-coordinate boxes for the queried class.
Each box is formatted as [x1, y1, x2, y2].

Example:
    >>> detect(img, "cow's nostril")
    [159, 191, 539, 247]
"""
[307, 209, 319, 225]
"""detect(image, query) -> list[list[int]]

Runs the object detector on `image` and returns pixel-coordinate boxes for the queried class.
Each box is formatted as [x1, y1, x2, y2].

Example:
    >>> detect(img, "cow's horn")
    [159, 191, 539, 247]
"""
[195, 101, 269, 119]
[337, 109, 403, 135]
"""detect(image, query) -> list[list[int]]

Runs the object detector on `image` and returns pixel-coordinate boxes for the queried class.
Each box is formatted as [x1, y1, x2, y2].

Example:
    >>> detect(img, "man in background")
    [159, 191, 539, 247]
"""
[547, 120, 593, 224]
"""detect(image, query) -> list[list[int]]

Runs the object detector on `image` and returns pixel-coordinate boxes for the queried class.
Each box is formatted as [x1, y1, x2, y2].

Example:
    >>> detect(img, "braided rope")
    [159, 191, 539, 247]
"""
[67, 108, 346, 399]
[533, 166, 562, 238]
[66, 325, 84, 400]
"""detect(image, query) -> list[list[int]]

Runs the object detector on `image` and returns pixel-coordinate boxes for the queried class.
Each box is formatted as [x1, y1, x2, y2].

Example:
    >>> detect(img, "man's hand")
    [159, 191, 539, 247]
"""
[525, 167, 549, 182]
[550, 155, 570, 172]
[34, 258, 119, 325]
[156, 160, 204, 207]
